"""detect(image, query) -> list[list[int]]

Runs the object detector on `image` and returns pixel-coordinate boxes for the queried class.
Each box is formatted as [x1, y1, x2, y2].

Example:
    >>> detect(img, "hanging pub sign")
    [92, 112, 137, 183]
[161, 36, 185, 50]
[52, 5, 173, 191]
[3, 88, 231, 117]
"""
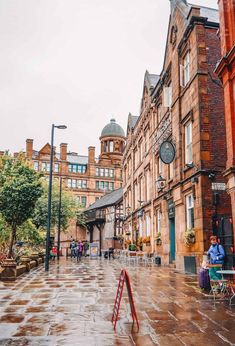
[168, 199, 175, 219]
[159, 140, 175, 164]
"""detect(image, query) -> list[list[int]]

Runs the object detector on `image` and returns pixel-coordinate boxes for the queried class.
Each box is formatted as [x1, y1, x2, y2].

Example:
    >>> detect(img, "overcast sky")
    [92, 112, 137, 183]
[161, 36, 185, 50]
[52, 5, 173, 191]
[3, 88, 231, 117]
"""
[0, 0, 218, 156]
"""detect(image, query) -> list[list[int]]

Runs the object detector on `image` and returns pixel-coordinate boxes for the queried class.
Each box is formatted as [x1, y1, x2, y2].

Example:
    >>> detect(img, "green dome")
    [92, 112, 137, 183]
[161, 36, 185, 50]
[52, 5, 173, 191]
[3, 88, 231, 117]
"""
[101, 119, 125, 138]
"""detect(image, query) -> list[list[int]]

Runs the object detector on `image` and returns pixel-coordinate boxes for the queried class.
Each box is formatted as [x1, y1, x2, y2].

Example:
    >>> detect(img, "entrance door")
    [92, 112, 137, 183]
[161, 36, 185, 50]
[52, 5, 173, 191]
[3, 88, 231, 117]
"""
[212, 215, 235, 268]
[169, 217, 176, 263]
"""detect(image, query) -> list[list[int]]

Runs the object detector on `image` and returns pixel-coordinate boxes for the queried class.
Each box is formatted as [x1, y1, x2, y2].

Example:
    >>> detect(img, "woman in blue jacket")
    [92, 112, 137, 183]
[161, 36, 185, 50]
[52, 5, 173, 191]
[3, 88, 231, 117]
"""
[207, 235, 225, 280]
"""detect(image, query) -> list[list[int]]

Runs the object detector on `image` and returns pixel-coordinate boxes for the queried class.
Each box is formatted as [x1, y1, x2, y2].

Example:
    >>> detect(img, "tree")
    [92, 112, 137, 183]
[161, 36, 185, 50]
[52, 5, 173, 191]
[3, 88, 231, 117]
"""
[32, 180, 86, 233]
[0, 154, 43, 258]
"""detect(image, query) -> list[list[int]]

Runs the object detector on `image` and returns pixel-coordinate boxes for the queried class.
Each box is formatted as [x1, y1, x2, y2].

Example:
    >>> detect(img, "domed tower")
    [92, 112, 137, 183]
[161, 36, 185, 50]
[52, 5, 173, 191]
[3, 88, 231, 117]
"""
[100, 118, 125, 164]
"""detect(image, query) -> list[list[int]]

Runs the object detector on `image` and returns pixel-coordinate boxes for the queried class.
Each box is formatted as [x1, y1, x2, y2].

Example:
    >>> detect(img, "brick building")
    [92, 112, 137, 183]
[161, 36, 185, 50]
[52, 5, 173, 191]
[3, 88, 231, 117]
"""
[215, 0, 235, 251]
[21, 119, 125, 249]
[123, 0, 232, 272]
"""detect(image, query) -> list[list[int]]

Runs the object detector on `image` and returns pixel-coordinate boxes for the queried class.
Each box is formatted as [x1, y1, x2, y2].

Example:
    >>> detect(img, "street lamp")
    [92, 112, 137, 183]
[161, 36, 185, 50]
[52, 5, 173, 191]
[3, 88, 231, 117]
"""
[57, 175, 63, 261]
[45, 124, 67, 272]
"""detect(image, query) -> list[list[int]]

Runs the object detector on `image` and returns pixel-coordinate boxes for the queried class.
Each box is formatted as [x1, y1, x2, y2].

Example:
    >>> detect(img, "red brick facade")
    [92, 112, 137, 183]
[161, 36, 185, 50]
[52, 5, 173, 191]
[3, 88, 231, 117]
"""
[216, 0, 235, 248]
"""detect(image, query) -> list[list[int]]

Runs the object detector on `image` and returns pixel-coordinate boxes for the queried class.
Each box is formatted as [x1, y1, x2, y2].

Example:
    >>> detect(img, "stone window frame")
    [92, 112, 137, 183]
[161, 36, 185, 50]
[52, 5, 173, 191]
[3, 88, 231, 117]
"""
[181, 110, 194, 168]
[185, 193, 195, 230]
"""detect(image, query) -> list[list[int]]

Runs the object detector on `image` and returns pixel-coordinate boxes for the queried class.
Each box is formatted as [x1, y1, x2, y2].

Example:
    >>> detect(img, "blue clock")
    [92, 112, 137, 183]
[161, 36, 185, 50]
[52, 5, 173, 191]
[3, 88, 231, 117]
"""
[159, 141, 175, 164]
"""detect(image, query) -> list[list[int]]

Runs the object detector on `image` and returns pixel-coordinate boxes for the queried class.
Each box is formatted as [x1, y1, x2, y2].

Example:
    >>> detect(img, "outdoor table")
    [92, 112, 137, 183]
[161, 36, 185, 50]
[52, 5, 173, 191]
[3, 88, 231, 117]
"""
[216, 270, 235, 305]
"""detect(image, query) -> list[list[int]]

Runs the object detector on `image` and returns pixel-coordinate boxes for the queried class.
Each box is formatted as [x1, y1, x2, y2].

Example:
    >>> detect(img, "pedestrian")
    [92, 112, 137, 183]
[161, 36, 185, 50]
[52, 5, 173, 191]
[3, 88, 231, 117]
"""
[77, 240, 83, 262]
[207, 235, 225, 280]
[84, 240, 89, 257]
[70, 239, 76, 259]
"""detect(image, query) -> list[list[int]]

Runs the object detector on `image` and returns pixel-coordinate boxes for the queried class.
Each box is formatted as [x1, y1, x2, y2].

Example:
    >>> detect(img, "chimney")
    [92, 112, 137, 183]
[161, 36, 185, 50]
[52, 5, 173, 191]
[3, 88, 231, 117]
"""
[60, 143, 67, 161]
[26, 139, 33, 159]
[88, 146, 95, 163]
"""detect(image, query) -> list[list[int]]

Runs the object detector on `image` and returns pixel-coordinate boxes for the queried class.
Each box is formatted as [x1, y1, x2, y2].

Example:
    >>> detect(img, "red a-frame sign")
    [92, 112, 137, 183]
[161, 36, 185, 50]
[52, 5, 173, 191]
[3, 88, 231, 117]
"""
[112, 269, 139, 331]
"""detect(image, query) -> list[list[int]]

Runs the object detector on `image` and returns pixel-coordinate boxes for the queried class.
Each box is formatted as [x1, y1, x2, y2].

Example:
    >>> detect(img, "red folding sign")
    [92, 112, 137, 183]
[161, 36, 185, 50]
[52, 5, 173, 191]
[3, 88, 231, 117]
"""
[112, 269, 139, 331]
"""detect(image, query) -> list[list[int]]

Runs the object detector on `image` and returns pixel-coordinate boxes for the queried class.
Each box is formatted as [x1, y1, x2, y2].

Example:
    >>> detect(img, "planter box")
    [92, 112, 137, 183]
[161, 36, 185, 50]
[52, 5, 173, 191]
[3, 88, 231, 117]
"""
[0, 259, 17, 281]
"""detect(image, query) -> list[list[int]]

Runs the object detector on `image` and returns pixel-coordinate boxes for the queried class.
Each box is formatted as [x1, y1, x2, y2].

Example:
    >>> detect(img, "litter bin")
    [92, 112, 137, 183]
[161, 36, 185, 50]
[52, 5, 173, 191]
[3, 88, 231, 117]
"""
[155, 257, 161, 265]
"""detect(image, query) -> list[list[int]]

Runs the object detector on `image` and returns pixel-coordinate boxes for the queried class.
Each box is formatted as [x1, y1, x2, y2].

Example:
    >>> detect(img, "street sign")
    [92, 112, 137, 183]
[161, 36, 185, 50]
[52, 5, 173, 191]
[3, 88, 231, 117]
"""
[112, 269, 139, 331]
[211, 183, 226, 191]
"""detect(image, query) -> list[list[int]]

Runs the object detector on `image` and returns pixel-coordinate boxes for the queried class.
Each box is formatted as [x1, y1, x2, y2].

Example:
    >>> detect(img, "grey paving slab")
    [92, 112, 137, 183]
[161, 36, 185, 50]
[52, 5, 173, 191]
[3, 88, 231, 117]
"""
[0, 257, 234, 345]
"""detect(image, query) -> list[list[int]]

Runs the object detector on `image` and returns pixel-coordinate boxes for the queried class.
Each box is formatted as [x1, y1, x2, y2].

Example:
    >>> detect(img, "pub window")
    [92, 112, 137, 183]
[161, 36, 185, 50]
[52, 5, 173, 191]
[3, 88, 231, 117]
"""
[185, 121, 193, 164]
[186, 194, 194, 229]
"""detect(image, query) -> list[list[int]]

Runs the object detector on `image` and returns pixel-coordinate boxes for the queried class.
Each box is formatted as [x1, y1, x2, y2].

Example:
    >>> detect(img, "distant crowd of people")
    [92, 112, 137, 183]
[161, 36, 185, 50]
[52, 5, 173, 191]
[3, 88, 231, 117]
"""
[70, 239, 89, 261]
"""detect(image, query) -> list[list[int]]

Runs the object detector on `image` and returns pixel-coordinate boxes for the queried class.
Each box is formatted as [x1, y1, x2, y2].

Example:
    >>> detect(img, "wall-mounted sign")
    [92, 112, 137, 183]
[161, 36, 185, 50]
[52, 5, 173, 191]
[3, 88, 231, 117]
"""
[154, 114, 172, 152]
[168, 200, 175, 219]
[159, 141, 175, 164]
[211, 183, 226, 191]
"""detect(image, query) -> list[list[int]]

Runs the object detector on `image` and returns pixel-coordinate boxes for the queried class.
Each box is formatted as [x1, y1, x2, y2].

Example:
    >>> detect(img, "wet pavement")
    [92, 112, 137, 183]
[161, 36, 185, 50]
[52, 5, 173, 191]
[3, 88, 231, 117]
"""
[0, 258, 234, 346]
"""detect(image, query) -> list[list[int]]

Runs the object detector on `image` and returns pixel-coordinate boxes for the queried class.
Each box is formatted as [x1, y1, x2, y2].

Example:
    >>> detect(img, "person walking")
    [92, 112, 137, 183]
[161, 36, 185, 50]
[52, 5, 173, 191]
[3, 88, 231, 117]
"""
[84, 241, 89, 257]
[77, 240, 83, 262]
[70, 239, 76, 259]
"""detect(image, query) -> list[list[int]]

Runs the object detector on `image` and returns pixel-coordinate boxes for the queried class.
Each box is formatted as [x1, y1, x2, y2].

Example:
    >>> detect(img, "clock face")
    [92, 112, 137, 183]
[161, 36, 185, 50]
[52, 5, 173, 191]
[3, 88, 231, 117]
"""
[159, 141, 175, 164]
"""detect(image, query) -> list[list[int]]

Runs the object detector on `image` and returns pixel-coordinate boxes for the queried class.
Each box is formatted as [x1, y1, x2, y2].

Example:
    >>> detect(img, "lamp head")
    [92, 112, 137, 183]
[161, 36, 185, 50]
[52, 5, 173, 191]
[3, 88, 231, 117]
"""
[55, 125, 67, 129]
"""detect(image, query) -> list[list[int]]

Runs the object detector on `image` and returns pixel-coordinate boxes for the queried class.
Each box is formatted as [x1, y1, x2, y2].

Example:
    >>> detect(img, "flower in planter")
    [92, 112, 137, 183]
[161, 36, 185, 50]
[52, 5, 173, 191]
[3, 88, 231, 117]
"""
[143, 236, 151, 244]
[184, 228, 196, 245]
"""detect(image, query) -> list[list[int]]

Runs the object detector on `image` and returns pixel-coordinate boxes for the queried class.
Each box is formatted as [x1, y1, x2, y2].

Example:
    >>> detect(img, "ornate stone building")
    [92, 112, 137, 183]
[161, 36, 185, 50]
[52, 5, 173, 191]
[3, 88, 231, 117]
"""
[123, 0, 233, 272]
[215, 0, 235, 252]
[17, 119, 125, 249]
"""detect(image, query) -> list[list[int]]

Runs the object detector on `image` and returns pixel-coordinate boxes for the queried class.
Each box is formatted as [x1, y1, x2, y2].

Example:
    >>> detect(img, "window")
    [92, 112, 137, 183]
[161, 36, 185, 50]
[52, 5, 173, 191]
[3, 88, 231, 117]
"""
[105, 168, 109, 177]
[146, 213, 151, 237]
[110, 182, 114, 191]
[109, 141, 114, 152]
[54, 163, 59, 173]
[157, 104, 162, 123]
[77, 180, 87, 189]
[180, 52, 190, 87]
[68, 164, 86, 173]
[156, 209, 161, 235]
[96, 168, 99, 176]
[158, 157, 163, 175]
[72, 179, 77, 188]
[34, 161, 39, 171]
[81, 196, 87, 207]
[100, 168, 104, 177]
[139, 218, 143, 237]
[163, 84, 172, 108]
[169, 162, 174, 180]
[110, 169, 114, 178]
[186, 194, 194, 229]
[104, 181, 109, 191]
[67, 179, 72, 188]
[42, 162, 47, 171]
[139, 141, 143, 163]
[185, 122, 193, 164]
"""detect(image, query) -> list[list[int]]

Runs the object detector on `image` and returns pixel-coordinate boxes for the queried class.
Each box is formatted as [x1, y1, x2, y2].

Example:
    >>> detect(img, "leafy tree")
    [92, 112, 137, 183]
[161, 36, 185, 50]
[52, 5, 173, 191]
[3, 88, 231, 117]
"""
[0, 215, 10, 253]
[32, 180, 86, 233]
[17, 220, 44, 246]
[0, 154, 43, 258]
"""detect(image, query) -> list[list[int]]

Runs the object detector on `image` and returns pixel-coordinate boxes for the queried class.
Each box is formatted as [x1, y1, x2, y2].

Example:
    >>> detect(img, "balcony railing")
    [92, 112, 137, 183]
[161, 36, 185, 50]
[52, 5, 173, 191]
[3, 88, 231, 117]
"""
[85, 209, 106, 223]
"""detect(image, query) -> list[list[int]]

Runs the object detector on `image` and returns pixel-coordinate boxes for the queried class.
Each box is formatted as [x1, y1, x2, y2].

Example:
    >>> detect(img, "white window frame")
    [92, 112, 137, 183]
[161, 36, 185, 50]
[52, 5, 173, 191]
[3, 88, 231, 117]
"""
[110, 169, 114, 178]
[67, 179, 72, 188]
[157, 209, 161, 235]
[33, 161, 39, 171]
[186, 194, 194, 229]
[185, 122, 193, 164]
[163, 85, 172, 108]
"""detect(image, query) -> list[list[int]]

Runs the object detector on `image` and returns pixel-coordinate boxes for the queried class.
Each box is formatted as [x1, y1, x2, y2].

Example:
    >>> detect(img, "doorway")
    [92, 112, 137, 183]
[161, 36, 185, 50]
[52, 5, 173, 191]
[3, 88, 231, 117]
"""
[169, 217, 176, 263]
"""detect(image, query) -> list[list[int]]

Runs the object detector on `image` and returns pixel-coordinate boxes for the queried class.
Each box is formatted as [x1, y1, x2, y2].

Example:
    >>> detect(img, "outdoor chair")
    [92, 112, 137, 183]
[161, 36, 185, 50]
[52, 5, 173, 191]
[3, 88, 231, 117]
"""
[127, 251, 137, 265]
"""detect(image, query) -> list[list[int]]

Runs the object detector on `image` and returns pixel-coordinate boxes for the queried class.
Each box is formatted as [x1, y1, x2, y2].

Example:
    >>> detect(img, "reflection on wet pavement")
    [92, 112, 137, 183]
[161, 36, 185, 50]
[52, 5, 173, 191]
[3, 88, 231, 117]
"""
[0, 258, 234, 345]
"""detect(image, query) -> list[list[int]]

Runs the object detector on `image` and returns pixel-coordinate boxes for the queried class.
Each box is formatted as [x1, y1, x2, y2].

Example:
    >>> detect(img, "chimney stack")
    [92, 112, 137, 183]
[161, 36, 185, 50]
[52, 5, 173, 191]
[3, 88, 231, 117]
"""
[26, 139, 33, 159]
[88, 146, 95, 163]
[60, 143, 67, 161]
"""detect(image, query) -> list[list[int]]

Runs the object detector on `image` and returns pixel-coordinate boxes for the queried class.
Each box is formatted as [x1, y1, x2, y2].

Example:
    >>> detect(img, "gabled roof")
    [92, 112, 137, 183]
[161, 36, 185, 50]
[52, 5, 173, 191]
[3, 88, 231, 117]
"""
[126, 113, 139, 135]
[86, 188, 123, 211]
[144, 70, 160, 90]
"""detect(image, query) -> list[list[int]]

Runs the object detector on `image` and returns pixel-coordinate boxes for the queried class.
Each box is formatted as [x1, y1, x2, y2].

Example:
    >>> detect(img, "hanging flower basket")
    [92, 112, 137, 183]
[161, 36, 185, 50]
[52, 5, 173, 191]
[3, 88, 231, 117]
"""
[184, 228, 196, 245]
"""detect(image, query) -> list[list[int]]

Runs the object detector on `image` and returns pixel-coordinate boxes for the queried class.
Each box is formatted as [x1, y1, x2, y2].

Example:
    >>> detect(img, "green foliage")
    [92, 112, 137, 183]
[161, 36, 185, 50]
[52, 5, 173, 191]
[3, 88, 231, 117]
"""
[0, 154, 43, 257]
[32, 180, 85, 232]
[0, 154, 43, 227]
[17, 220, 45, 245]
[128, 244, 137, 251]
[0, 215, 10, 252]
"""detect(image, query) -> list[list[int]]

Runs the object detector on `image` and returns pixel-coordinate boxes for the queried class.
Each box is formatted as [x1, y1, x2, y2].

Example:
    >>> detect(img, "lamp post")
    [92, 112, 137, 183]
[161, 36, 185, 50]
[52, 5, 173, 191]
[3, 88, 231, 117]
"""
[45, 124, 67, 272]
[57, 175, 63, 261]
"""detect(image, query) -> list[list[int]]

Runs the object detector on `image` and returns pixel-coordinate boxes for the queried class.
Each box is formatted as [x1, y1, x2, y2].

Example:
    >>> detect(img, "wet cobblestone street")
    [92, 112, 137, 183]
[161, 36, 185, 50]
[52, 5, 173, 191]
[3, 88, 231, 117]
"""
[0, 258, 234, 346]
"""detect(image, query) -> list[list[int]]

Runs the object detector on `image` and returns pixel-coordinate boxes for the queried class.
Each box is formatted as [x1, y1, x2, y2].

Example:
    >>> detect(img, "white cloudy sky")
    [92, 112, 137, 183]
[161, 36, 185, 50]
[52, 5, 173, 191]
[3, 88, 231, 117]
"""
[0, 0, 218, 156]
